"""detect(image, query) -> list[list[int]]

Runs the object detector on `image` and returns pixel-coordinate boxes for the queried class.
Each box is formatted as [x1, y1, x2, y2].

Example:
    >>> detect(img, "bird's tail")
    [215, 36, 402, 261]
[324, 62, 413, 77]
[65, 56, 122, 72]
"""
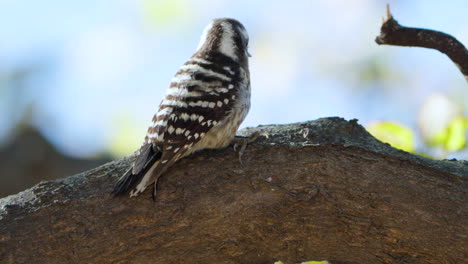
[111, 148, 162, 197]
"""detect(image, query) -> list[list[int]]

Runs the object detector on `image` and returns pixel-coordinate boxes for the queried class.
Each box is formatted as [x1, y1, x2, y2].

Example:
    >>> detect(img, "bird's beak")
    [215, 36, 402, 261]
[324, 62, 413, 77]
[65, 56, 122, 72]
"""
[246, 49, 252, 57]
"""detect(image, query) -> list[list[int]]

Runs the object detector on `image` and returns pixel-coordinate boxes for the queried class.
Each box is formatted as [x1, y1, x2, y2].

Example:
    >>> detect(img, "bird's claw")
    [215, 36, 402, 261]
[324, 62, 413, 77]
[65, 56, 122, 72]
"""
[232, 131, 269, 165]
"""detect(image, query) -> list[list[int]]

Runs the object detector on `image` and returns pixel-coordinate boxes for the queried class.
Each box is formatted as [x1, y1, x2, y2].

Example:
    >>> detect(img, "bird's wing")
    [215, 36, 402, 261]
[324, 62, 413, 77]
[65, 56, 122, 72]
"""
[113, 57, 242, 197]
[132, 143, 153, 174]
[150, 58, 241, 147]
[111, 143, 161, 196]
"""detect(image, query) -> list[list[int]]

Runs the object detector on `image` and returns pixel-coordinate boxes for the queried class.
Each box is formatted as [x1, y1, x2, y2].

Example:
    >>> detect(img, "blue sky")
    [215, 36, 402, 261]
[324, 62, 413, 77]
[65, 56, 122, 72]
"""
[0, 0, 467, 158]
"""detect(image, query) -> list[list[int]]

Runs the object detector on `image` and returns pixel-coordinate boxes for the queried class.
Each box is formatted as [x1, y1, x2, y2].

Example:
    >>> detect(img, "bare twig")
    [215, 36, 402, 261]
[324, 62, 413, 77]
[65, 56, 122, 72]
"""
[375, 4, 468, 81]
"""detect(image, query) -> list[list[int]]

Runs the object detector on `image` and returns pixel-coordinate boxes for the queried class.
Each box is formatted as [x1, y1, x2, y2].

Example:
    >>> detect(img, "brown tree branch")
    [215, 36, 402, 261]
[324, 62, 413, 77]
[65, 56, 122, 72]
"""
[375, 4, 468, 81]
[1, 118, 467, 263]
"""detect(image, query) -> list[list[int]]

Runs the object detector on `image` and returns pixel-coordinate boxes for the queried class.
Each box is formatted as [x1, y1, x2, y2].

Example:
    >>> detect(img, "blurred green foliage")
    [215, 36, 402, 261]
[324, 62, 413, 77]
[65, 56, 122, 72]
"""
[367, 122, 415, 153]
[274, 261, 330, 264]
[141, 0, 189, 27]
[367, 115, 468, 157]
[358, 56, 393, 84]
[108, 115, 144, 157]
[429, 116, 467, 152]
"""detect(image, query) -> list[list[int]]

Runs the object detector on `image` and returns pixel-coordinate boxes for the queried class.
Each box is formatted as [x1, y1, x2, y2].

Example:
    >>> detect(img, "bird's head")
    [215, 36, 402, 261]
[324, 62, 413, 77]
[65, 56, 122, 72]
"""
[195, 18, 250, 65]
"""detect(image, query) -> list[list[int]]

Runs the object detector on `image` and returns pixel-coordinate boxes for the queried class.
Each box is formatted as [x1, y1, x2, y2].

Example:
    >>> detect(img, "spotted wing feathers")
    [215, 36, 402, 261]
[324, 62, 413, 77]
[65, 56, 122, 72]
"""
[147, 56, 240, 148]
[114, 55, 242, 197]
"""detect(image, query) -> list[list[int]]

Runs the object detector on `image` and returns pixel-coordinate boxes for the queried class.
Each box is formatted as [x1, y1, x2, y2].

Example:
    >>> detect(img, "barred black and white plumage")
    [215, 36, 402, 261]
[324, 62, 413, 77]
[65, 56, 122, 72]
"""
[112, 18, 251, 198]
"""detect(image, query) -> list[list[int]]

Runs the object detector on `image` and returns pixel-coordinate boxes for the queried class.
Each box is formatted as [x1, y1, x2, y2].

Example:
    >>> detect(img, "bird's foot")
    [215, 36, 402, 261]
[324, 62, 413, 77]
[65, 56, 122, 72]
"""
[232, 131, 269, 165]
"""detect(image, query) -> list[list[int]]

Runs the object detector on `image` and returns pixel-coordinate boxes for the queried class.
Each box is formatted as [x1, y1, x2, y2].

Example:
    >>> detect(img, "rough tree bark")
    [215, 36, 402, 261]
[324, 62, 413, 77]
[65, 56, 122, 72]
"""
[1, 118, 467, 264]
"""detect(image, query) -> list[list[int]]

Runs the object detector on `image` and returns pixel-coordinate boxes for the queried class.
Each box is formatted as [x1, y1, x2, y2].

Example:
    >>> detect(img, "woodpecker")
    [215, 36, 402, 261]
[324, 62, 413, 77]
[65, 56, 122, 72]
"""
[112, 18, 253, 198]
